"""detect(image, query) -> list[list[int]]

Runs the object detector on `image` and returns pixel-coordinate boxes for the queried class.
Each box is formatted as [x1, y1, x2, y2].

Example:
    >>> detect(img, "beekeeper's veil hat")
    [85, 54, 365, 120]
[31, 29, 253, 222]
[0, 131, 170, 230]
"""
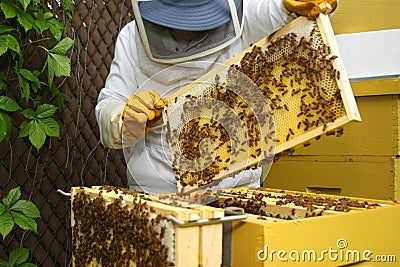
[132, 0, 243, 63]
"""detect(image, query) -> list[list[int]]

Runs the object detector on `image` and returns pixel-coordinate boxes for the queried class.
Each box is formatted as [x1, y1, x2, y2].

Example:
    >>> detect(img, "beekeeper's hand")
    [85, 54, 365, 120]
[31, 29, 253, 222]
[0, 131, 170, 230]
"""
[283, 0, 337, 19]
[122, 90, 167, 144]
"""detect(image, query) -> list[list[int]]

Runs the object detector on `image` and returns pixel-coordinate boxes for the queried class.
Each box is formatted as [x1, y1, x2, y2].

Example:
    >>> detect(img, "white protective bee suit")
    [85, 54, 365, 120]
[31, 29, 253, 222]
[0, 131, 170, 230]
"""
[95, 0, 297, 194]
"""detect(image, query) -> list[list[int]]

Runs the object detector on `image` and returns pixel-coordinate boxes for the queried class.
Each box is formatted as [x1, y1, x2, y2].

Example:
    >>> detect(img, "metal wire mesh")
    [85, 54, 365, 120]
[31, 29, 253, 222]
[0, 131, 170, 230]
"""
[0, 0, 132, 265]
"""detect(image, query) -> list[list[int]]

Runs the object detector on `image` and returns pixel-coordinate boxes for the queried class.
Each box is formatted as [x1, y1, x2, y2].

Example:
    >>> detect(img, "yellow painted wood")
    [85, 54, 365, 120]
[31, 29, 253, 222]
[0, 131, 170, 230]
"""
[331, 0, 400, 34]
[395, 156, 400, 201]
[396, 95, 400, 156]
[288, 95, 398, 156]
[393, 94, 400, 200]
[264, 155, 395, 200]
[351, 78, 400, 97]
[231, 195, 400, 267]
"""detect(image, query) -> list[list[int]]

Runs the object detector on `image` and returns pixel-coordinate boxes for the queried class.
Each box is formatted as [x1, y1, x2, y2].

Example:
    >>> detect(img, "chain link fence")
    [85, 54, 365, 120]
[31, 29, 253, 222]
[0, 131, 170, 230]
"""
[0, 0, 133, 265]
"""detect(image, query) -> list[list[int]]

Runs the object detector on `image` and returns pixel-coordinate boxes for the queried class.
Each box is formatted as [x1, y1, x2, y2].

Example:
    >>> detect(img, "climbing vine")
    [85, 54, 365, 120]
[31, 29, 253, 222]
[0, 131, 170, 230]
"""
[0, 0, 74, 150]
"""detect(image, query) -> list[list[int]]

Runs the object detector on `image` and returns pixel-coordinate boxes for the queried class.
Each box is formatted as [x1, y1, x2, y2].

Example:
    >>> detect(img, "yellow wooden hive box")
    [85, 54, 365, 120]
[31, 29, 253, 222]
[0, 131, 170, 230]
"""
[71, 186, 226, 267]
[71, 186, 400, 267]
[214, 187, 400, 267]
[265, 0, 400, 201]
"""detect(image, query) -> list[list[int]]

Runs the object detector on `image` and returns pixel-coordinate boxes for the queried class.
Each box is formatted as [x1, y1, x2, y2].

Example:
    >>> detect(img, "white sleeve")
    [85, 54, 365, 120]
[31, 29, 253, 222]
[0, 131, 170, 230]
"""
[95, 21, 139, 148]
[242, 0, 297, 45]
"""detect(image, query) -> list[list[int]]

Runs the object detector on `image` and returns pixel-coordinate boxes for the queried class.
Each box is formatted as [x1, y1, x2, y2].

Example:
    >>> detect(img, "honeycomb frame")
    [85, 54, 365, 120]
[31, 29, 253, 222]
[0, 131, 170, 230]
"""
[165, 15, 361, 189]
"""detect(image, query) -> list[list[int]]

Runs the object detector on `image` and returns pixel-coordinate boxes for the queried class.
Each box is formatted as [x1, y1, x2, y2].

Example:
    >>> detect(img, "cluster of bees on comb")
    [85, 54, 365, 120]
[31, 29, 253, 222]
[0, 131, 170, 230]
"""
[72, 187, 174, 266]
[210, 189, 381, 221]
[166, 67, 274, 190]
[167, 21, 346, 191]
[235, 24, 345, 145]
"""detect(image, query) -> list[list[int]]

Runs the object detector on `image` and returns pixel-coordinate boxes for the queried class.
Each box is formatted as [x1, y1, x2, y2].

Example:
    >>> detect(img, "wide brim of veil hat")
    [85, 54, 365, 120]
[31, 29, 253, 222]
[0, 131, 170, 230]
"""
[139, 0, 242, 31]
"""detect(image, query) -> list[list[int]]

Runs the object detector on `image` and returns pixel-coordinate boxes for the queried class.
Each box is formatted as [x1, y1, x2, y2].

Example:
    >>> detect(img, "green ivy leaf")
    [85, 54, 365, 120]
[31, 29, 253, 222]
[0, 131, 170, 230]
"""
[11, 212, 38, 234]
[47, 18, 63, 41]
[0, 259, 8, 267]
[0, 111, 12, 142]
[17, 73, 30, 101]
[0, 96, 21, 112]
[3, 187, 21, 209]
[0, 1, 17, 19]
[19, 69, 38, 83]
[0, 25, 16, 34]
[18, 120, 30, 138]
[63, 0, 74, 17]
[19, 69, 40, 93]
[43, 12, 53, 19]
[10, 200, 40, 218]
[50, 37, 74, 55]
[34, 19, 48, 35]
[0, 212, 14, 239]
[0, 73, 6, 91]
[34, 11, 49, 34]
[47, 53, 71, 77]
[0, 203, 5, 216]
[16, 9, 34, 32]
[29, 120, 46, 150]
[18, 0, 31, 11]
[0, 34, 21, 56]
[47, 66, 54, 88]
[35, 104, 57, 118]
[50, 84, 70, 107]
[21, 109, 35, 120]
[41, 118, 59, 137]
[9, 248, 29, 266]
[19, 263, 37, 267]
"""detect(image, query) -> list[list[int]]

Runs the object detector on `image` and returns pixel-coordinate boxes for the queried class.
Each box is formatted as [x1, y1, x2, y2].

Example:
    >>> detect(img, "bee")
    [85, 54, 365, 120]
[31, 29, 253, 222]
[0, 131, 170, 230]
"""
[336, 70, 341, 80]
[284, 104, 289, 111]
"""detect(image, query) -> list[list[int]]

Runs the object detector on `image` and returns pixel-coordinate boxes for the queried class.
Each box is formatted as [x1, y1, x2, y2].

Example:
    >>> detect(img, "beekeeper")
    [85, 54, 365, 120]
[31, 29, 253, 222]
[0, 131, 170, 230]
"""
[95, 0, 336, 194]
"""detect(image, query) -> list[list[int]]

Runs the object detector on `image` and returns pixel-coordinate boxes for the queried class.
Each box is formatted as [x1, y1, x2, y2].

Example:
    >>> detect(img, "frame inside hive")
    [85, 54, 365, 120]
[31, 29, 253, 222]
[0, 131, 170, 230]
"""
[164, 14, 361, 191]
[71, 186, 224, 267]
[208, 187, 391, 221]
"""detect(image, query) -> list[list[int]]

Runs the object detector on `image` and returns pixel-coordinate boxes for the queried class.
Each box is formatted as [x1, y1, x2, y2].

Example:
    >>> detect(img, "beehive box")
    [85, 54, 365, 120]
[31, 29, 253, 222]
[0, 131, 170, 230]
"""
[164, 14, 360, 192]
[264, 0, 400, 201]
[71, 186, 225, 267]
[264, 94, 400, 200]
[72, 186, 400, 267]
[211, 187, 400, 267]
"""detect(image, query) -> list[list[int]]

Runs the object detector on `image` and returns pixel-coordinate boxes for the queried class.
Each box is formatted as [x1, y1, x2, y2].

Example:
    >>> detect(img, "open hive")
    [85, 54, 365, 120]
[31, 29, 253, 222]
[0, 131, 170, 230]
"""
[164, 15, 361, 191]
[71, 186, 400, 267]
[209, 187, 400, 267]
[209, 187, 385, 220]
[71, 186, 225, 267]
